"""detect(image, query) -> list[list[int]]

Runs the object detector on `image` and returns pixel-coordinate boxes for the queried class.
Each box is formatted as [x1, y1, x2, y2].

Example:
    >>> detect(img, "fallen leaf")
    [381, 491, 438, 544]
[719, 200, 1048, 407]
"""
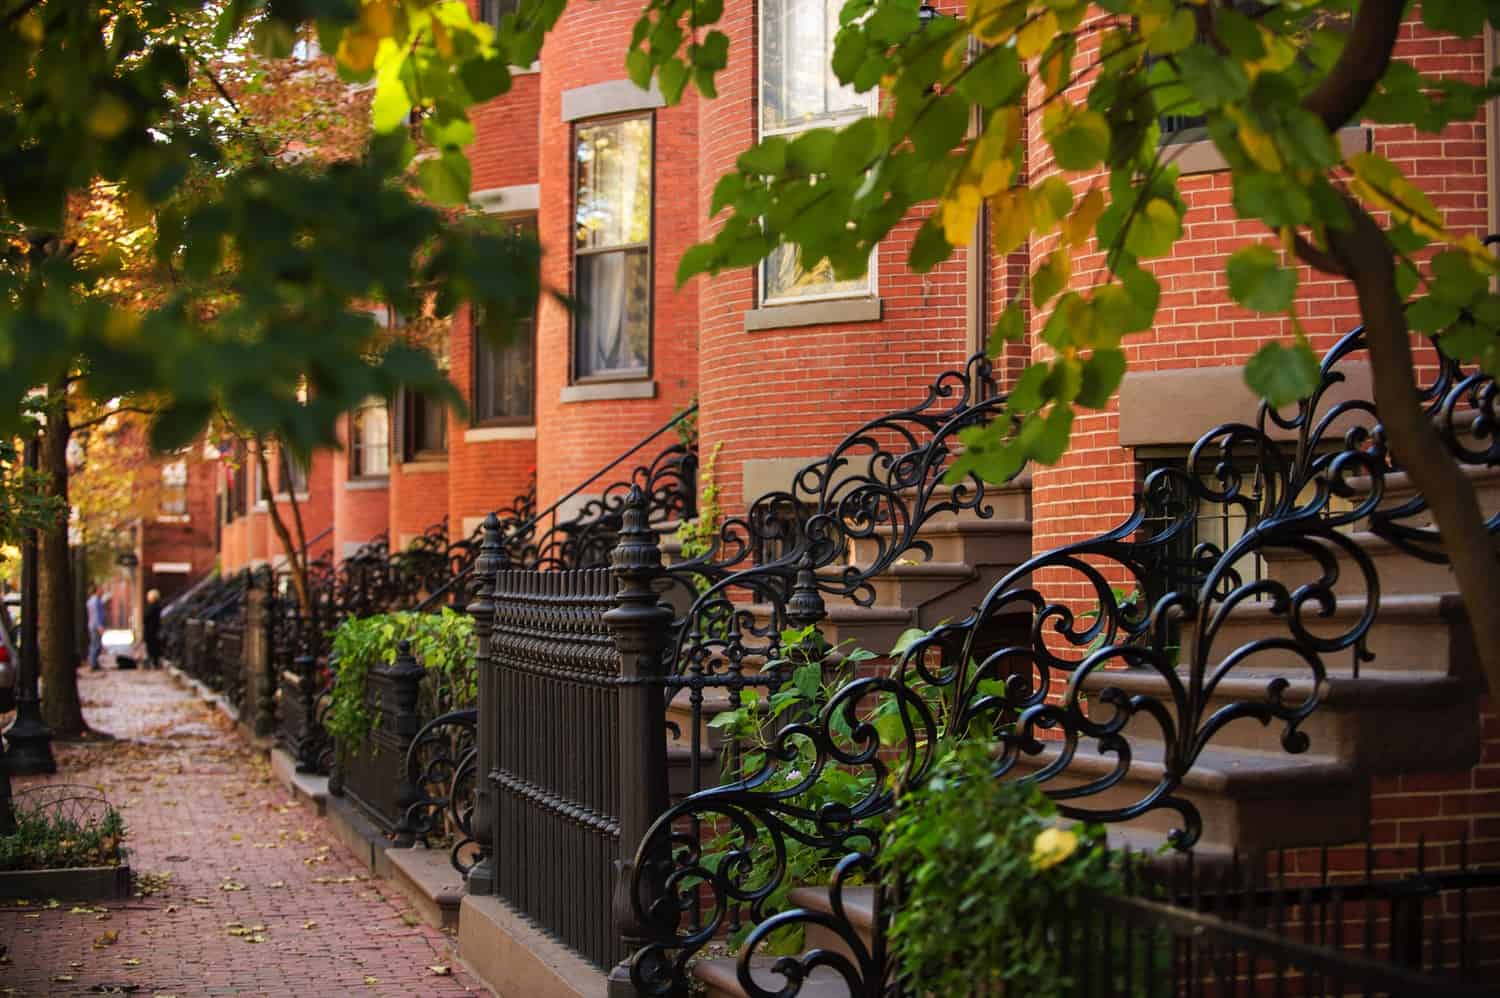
[94, 929, 119, 948]
[123, 957, 142, 967]
[428, 965, 452, 976]
[363, 977, 378, 986]
[400, 911, 420, 926]
[52, 975, 74, 984]
[302, 920, 317, 930]
[267, 881, 286, 889]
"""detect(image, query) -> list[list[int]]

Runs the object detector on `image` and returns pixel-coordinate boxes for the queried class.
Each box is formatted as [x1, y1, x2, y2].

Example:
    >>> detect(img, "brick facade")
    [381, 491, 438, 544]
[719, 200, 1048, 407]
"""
[200, 2, 1498, 868]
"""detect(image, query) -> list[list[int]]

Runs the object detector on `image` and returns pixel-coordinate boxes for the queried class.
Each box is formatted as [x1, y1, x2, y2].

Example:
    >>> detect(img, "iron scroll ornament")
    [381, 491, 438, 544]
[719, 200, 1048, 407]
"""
[622, 322, 1500, 997]
[656, 352, 1011, 678]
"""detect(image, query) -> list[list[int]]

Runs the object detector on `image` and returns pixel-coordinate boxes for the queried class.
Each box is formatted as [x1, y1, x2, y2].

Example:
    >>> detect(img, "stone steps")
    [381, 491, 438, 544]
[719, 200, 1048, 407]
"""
[1008, 741, 1368, 854]
[1074, 666, 1478, 774]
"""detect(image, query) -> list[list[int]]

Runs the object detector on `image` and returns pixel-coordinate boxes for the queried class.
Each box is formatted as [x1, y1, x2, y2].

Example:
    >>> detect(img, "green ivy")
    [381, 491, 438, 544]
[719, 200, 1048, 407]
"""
[674, 439, 723, 563]
[326, 609, 476, 751]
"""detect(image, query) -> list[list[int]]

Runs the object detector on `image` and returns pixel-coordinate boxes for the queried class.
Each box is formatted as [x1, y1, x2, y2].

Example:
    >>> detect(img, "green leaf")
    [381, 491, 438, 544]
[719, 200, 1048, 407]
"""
[1245, 339, 1320, 408]
[417, 151, 472, 206]
[908, 217, 954, 272]
[1405, 294, 1462, 332]
[1076, 349, 1127, 408]
[150, 400, 214, 452]
[738, 138, 788, 175]
[1046, 107, 1111, 171]
[1123, 198, 1181, 258]
[1176, 44, 1249, 109]
[1430, 250, 1489, 306]
[987, 305, 1026, 355]
[1226, 245, 1297, 312]
[1422, 0, 1487, 37]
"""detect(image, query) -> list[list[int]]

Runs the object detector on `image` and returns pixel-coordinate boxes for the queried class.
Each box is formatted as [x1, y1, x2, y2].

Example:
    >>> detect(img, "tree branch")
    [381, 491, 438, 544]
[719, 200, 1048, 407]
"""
[253, 437, 311, 617]
[1325, 199, 1500, 697]
[1300, 0, 1404, 132]
[71, 405, 158, 433]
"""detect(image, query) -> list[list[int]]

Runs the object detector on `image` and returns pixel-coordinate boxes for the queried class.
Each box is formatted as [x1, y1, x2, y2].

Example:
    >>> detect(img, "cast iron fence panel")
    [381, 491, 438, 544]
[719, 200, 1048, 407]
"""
[620, 320, 1500, 995]
[1054, 838, 1500, 998]
[489, 566, 623, 971]
[402, 708, 480, 874]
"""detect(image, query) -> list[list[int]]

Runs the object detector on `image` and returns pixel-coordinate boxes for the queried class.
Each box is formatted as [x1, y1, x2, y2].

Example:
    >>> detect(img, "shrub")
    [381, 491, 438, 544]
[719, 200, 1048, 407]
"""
[326, 609, 476, 750]
[879, 740, 1123, 998]
[0, 806, 126, 871]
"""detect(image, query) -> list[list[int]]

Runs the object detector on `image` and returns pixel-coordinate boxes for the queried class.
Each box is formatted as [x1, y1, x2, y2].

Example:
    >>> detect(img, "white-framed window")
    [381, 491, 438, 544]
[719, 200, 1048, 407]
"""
[159, 460, 188, 518]
[350, 399, 391, 479]
[479, 0, 519, 30]
[573, 115, 653, 380]
[759, 0, 878, 305]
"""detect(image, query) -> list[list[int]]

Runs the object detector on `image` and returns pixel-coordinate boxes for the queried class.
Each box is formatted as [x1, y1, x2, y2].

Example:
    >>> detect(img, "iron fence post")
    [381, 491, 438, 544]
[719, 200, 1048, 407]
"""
[465, 512, 504, 895]
[604, 486, 673, 996]
[385, 639, 426, 847]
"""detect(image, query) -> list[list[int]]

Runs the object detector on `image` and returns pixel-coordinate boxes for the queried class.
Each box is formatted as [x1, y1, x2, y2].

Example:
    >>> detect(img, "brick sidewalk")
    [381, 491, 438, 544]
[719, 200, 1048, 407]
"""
[1, 668, 492, 997]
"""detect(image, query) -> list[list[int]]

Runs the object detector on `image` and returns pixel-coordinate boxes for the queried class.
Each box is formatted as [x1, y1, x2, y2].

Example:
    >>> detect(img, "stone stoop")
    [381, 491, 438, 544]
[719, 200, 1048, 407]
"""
[385, 846, 465, 930]
[323, 791, 394, 879]
[457, 894, 607, 998]
[268, 746, 330, 816]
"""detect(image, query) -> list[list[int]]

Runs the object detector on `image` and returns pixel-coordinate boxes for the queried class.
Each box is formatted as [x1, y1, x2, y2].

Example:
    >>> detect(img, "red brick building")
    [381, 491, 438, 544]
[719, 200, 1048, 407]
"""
[209, 2, 1499, 964]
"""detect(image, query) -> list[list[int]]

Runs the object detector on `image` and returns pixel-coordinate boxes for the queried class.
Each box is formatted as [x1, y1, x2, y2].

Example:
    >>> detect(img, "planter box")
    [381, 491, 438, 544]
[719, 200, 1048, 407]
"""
[0, 852, 132, 901]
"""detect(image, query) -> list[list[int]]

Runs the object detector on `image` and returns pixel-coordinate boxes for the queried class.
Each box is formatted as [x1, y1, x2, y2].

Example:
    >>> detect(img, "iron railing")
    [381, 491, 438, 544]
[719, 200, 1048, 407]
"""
[610, 318, 1498, 995]
[1059, 837, 1500, 997]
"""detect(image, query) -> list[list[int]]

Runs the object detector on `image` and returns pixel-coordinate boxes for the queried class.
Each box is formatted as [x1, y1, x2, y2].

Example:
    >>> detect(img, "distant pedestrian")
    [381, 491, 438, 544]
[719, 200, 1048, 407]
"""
[86, 585, 105, 671]
[143, 589, 163, 670]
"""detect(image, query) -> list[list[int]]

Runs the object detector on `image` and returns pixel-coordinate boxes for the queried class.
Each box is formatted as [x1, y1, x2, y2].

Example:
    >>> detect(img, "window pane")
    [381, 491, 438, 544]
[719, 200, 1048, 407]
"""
[160, 460, 188, 516]
[576, 248, 650, 377]
[475, 319, 535, 423]
[761, 0, 867, 133]
[480, 0, 519, 29]
[280, 449, 308, 494]
[764, 243, 871, 302]
[575, 118, 652, 251]
[352, 400, 389, 478]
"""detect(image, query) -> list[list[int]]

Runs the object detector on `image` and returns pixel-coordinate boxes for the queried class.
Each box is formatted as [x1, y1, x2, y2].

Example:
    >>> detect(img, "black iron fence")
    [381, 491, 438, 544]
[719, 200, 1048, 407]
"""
[1060, 838, 1500, 997]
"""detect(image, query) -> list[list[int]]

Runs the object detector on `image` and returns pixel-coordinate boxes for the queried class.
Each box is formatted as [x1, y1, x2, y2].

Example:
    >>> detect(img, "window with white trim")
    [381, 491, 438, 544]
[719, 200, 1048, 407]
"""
[159, 460, 188, 517]
[573, 115, 652, 380]
[759, 0, 877, 304]
[350, 398, 390, 479]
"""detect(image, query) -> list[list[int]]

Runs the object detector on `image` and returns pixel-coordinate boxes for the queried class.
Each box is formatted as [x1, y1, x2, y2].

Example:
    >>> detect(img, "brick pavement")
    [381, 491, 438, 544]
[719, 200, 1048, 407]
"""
[1, 668, 492, 997]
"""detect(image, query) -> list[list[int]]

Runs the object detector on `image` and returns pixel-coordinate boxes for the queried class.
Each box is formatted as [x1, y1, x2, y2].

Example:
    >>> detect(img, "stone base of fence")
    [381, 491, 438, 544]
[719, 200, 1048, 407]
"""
[268, 746, 328, 816]
[384, 846, 465, 930]
[457, 894, 605, 998]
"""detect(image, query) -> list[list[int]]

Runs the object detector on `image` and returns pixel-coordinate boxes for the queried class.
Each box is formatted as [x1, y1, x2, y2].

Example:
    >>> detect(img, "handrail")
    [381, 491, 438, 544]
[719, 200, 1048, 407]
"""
[412, 403, 699, 612]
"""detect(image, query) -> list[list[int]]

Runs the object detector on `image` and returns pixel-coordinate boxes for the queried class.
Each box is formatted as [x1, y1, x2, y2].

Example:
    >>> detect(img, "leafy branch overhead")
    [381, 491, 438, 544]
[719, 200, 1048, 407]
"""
[639, 0, 1500, 480]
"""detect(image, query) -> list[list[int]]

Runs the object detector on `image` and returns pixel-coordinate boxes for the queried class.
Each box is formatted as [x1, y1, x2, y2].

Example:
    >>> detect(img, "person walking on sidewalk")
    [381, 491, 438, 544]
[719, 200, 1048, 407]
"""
[86, 585, 106, 671]
[143, 589, 163, 670]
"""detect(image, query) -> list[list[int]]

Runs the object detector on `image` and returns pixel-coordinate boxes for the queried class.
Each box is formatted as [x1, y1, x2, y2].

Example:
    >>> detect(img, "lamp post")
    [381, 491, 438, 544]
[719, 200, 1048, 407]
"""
[6, 436, 57, 775]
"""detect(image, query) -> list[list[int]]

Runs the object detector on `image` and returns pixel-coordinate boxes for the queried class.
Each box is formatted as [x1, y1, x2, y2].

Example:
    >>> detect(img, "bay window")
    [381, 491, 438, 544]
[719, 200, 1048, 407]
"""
[759, 0, 877, 304]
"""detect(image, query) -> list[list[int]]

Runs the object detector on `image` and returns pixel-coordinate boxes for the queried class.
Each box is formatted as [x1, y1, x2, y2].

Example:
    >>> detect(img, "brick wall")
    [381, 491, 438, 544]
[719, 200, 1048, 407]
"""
[331, 412, 389, 558]
[693, 1, 975, 516]
[532, 0, 698, 512]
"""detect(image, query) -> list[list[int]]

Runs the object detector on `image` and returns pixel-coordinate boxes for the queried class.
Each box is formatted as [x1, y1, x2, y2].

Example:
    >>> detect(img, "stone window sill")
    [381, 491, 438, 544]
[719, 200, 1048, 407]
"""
[400, 461, 449, 474]
[744, 297, 882, 332]
[559, 380, 657, 404]
[344, 478, 389, 492]
[465, 425, 538, 443]
[1171, 125, 1370, 176]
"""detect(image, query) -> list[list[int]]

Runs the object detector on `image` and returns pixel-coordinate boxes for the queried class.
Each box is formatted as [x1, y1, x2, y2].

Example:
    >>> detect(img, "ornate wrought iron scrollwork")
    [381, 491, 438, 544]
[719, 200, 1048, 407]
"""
[624, 324, 1500, 996]
[402, 708, 480, 874]
[521, 444, 698, 572]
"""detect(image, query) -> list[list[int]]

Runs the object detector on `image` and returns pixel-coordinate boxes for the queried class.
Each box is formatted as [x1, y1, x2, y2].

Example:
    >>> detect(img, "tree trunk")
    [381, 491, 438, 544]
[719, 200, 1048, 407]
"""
[254, 439, 312, 617]
[1324, 205, 1500, 698]
[38, 389, 87, 736]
